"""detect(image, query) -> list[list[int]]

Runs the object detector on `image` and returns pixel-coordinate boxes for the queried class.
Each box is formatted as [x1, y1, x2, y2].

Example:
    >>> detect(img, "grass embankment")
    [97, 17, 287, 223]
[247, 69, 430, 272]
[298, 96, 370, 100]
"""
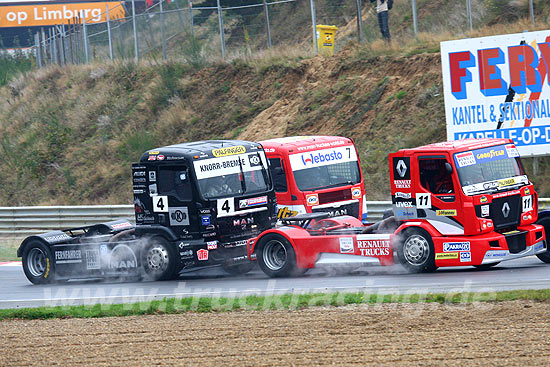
[2, 289, 550, 321]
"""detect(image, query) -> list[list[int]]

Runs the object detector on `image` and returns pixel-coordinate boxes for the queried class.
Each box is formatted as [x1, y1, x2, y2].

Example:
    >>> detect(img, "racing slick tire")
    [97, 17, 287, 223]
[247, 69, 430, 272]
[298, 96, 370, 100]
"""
[141, 236, 177, 281]
[396, 228, 437, 273]
[473, 262, 501, 269]
[222, 261, 256, 275]
[257, 233, 305, 278]
[22, 241, 56, 284]
[535, 216, 550, 263]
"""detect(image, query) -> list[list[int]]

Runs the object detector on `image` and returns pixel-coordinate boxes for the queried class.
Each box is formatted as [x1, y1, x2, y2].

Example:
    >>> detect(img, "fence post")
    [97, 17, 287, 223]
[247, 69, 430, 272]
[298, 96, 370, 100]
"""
[131, 0, 139, 62]
[106, 5, 114, 61]
[529, 0, 535, 26]
[263, 0, 272, 48]
[188, 1, 194, 37]
[35, 33, 42, 68]
[58, 26, 66, 65]
[355, 0, 364, 44]
[159, 0, 167, 60]
[310, 0, 317, 53]
[49, 28, 57, 65]
[41, 28, 48, 65]
[411, 0, 418, 39]
[466, 0, 472, 31]
[67, 20, 73, 64]
[217, 0, 226, 59]
[82, 17, 89, 63]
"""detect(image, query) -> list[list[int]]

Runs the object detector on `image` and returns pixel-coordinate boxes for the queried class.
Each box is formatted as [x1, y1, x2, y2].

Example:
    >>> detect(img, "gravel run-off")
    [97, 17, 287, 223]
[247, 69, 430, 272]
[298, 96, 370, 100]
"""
[2, 300, 550, 366]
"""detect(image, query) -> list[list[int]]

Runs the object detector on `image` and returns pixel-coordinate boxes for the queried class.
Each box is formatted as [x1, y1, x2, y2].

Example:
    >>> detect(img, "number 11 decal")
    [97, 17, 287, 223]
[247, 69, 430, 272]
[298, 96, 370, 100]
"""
[416, 193, 431, 209]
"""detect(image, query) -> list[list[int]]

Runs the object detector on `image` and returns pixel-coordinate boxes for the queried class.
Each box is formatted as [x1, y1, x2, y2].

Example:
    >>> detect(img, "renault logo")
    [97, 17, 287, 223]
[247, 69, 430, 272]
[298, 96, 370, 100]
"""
[502, 202, 510, 218]
[396, 160, 407, 178]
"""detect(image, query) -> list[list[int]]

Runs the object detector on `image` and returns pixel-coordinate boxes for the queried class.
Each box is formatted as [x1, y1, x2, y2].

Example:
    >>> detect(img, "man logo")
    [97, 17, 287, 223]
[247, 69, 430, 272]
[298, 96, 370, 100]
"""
[502, 202, 511, 218]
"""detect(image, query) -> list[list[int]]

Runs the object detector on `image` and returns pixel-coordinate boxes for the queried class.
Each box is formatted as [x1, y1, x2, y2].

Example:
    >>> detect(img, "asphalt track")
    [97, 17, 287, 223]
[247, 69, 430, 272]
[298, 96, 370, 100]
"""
[1, 256, 550, 309]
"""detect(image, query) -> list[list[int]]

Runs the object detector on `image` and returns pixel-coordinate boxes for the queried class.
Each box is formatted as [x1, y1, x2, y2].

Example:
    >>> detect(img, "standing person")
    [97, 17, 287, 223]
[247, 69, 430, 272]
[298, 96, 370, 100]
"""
[371, 0, 391, 42]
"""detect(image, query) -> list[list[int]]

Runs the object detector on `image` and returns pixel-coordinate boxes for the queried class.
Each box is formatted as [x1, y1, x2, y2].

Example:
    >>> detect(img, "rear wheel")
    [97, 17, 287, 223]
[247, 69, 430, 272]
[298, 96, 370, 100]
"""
[536, 216, 550, 263]
[22, 241, 55, 284]
[142, 236, 177, 281]
[396, 228, 437, 273]
[257, 234, 304, 278]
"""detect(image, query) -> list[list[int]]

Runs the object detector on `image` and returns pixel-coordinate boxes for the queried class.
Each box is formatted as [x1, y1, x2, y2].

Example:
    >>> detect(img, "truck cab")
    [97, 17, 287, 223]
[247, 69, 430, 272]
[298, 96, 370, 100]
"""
[390, 138, 545, 270]
[260, 136, 366, 223]
[133, 140, 277, 276]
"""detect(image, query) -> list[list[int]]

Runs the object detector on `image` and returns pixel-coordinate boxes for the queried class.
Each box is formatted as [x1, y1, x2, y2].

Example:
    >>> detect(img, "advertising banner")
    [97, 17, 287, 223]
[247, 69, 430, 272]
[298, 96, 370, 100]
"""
[0, 2, 125, 27]
[441, 30, 550, 156]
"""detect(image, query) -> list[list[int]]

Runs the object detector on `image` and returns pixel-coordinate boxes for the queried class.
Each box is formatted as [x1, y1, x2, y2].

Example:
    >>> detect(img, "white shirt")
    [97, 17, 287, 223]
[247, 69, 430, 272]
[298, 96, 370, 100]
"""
[377, 0, 388, 13]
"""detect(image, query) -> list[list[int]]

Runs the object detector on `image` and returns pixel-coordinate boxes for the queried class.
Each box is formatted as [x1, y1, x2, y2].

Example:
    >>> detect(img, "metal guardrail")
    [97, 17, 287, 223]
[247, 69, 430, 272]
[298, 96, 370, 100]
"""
[1, 199, 549, 238]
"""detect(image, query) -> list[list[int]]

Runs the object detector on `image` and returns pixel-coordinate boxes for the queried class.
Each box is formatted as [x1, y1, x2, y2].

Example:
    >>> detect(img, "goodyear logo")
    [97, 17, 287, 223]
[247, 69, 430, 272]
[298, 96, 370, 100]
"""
[480, 196, 488, 203]
[212, 145, 246, 157]
[476, 149, 505, 160]
[436, 209, 457, 216]
[435, 252, 459, 260]
[524, 188, 530, 195]
[149, 151, 160, 155]
[498, 178, 516, 187]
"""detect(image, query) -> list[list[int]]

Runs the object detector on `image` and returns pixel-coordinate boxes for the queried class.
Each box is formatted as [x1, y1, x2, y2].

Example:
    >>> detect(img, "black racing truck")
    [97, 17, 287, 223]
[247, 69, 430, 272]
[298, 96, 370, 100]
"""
[18, 140, 277, 284]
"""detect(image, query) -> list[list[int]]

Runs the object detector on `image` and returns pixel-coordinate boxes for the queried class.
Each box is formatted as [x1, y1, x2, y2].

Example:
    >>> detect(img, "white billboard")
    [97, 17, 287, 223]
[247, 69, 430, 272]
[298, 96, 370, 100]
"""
[441, 30, 550, 157]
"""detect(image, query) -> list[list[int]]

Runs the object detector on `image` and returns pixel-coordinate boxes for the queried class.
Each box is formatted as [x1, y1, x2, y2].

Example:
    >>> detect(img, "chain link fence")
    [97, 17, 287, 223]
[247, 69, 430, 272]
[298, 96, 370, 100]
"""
[31, 0, 543, 67]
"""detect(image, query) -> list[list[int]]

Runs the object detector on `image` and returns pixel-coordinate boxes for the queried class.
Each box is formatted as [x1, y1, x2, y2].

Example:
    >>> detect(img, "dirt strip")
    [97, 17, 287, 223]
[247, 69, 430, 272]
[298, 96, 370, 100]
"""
[2, 300, 550, 366]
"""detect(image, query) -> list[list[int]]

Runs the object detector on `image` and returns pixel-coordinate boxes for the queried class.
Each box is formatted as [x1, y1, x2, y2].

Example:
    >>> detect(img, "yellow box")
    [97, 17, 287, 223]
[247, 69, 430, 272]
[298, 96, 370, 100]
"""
[315, 24, 338, 56]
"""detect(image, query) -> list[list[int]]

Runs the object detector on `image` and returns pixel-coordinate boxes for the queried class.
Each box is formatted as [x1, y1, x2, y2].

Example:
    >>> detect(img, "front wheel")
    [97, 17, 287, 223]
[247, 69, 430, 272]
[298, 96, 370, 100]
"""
[141, 236, 177, 281]
[22, 241, 55, 284]
[396, 228, 437, 273]
[257, 234, 304, 278]
[536, 216, 550, 263]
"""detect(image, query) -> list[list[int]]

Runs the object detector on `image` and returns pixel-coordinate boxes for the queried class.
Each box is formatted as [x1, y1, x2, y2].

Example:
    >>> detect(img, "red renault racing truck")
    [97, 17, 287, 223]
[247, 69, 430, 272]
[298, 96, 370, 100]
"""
[260, 136, 367, 223]
[248, 138, 548, 277]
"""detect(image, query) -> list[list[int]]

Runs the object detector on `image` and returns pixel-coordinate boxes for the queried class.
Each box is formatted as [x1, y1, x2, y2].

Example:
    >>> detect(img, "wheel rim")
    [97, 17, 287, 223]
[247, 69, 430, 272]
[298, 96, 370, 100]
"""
[263, 239, 287, 271]
[27, 248, 47, 277]
[146, 245, 169, 275]
[403, 234, 430, 265]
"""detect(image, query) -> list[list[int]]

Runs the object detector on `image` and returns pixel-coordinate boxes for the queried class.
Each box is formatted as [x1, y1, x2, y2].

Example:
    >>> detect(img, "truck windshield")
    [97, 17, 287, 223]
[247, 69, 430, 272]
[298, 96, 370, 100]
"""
[193, 152, 270, 200]
[293, 161, 361, 191]
[454, 144, 527, 195]
[288, 145, 361, 191]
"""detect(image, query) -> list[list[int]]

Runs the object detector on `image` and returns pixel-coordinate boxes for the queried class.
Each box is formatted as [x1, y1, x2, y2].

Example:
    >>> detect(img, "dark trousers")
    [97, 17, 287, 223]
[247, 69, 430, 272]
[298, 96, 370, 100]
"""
[377, 11, 390, 42]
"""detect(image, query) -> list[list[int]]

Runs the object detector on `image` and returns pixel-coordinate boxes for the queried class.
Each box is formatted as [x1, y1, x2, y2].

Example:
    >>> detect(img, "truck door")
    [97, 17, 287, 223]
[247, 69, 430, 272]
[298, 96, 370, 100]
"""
[156, 165, 197, 238]
[268, 156, 300, 219]
[416, 155, 464, 235]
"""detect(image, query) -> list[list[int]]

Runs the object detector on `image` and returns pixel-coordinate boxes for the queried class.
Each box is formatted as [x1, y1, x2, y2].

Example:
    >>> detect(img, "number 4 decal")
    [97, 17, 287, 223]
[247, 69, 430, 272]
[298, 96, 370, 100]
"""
[153, 196, 169, 212]
[416, 193, 431, 209]
[523, 195, 533, 212]
[217, 198, 235, 217]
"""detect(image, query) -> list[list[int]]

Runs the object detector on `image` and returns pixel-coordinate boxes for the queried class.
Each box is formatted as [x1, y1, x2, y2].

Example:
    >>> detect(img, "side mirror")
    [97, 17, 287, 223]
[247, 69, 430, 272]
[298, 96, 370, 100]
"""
[445, 162, 453, 174]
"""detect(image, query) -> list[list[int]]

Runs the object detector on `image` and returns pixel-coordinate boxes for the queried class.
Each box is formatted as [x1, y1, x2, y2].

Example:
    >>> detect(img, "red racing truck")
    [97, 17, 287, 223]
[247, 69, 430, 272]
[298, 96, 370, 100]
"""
[260, 136, 367, 223]
[248, 138, 548, 277]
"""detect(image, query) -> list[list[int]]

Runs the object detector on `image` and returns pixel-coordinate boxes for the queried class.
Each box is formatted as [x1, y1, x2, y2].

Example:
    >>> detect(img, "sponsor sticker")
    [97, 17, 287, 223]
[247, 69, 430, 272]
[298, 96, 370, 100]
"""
[289, 145, 358, 171]
[394, 180, 411, 189]
[460, 252, 471, 262]
[306, 193, 319, 206]
[480, 196, 488, 203]
[212, 145, 246, 157]
[149, 171, 156, 182]
[394, 201, 414, 208]
[239, 196, 268, 209]
[197, 249, 209, 261]
[485, 250, 507, 258]
[55, 250, 82, 263]
[443, 242, 470, 252]
[169, 207, 190, 226]
[351, 187, 362, 199]
[455, 151, 476, 167]
[201, 215, 211, 226]
[395, 192, 412, 199]
[111, 222, 133, 230]
[437, 209, 457, 216]
[498, 178, 516, 187]
[207, 241, 218, 250]
[357, 239, 391, 256]
[157, 155, 165, 161]
[149, 151, 160, 155]
[505, 144, 520, 158]
[148, 155, 157, 161]
[339, 238, 354, 254]
[534, 242, 545, 252]
[435, 252, 459, 260]
[481, 205, 490, 217]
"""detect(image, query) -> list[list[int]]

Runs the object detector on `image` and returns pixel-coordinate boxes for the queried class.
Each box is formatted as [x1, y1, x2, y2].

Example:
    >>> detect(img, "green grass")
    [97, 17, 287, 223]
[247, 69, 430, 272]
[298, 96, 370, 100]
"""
[0, 239, 20, 261]
[1, 289, 550, 321]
